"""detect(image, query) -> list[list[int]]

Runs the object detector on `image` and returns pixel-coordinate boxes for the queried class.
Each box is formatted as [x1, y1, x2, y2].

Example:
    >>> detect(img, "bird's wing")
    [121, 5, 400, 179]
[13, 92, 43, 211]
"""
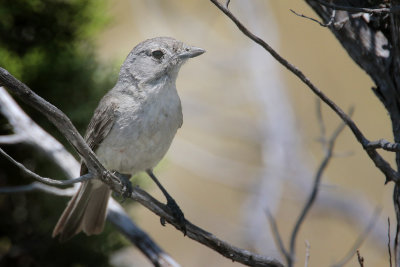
[80, 97, 117, 175]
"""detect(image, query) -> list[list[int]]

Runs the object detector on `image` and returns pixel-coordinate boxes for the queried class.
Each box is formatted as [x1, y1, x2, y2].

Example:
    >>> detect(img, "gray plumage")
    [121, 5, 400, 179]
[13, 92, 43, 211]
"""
[53, 37, 205, 241]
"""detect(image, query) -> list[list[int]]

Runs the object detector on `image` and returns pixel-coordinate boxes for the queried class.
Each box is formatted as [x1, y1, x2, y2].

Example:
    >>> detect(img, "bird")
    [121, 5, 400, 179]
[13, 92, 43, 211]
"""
[52, 37, 205, 241]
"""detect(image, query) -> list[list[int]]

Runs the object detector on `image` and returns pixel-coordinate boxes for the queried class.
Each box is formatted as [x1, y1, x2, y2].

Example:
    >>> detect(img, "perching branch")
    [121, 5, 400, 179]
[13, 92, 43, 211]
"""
[209, 0, 400, 184]
[0, 67, 123, 192]
[266, 209, 290, 261]
[0, 148, 93, 186]
[290, 8, 336, 27]
[0, 70, 284, 266]
[0, 182, 76, 196]
[356, 250, 364, 267]
[0, 86, 179, 267]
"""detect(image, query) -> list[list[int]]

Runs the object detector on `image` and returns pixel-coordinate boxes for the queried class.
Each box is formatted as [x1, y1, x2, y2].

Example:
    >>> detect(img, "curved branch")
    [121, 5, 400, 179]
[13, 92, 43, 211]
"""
[0, 68, 122, 191]
[0, 147, 93, 185]
[0, 69, 283, 266]
[0, 182, 76, 195]
[209, 0, 400, 184]
[0, 86, 179, 267]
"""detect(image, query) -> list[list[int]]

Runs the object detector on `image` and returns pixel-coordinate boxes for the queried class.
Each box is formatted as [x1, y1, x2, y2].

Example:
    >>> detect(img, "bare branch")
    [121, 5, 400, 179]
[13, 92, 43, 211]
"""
[131, 186, 283, 267]
[365, 139, 400, 152]
[333, 13, 365, 29]
[0, 147, 93, 186]
[315, 0, 397, 14]
[0, 134, 25, 144]
[225, 0, 230, 9]
[209, 0, 400, 184]
[356, 250, 364, 267]
[0, 68, 283, 266]
[287, 111, 347, 267]
[0, 86, 80, 178]
[0, 182, 76, 196]
[107, 202, 181, 267]
[0, 87, 180, 267]
[290, 8, 336, 27]
[304, 241, 310, 267]
[389, 217, 393, 267]
[266, 209, 290, 262]
[0, 68, 122, 192]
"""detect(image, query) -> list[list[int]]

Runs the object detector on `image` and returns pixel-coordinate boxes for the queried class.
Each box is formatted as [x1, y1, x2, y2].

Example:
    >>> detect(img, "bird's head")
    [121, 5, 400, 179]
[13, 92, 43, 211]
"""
[118, 37, 205, 85]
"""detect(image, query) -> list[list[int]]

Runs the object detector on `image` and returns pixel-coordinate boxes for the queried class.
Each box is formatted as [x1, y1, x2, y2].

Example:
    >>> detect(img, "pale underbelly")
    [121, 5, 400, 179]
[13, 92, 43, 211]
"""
[95, 124, 177, 175]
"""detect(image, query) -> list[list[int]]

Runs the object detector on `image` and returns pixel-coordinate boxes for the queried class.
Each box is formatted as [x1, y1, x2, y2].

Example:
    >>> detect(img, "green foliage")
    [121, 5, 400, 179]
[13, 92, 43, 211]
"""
[0, 0, 126, 266]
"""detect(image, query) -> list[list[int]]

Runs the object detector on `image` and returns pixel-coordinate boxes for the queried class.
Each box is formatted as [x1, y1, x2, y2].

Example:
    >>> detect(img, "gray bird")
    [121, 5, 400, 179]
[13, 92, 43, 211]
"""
[52, 37, 205, 241]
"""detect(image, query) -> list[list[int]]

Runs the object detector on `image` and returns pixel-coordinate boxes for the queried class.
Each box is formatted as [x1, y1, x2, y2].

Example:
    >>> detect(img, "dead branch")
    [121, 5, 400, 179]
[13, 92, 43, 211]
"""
[0, 148, 93, 186]
[209, 0, 400, 185]
[0, 86, 179, 267]
[0, 70, 283, 266]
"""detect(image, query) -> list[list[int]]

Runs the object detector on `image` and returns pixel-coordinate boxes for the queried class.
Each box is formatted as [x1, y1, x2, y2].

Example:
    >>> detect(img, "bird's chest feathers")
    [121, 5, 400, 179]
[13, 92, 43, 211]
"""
[98, 84, 182, 173]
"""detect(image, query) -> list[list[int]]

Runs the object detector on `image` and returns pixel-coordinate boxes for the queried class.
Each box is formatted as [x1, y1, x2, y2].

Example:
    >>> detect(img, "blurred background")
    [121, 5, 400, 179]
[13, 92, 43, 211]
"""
[0, 0, 395, 266]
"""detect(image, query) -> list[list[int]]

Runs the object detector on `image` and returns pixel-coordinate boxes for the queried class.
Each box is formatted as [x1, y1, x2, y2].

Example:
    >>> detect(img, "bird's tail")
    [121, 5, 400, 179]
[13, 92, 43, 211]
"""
[52, 180, 111, 242]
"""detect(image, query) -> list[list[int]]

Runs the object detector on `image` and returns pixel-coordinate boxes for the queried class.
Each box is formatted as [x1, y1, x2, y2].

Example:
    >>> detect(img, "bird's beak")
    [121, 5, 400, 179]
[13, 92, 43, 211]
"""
[178, 46, 206, 59]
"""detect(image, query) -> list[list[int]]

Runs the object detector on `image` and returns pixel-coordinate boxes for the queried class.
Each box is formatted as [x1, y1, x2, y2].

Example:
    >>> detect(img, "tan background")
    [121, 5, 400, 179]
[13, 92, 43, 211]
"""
[95, 1, 394, 266]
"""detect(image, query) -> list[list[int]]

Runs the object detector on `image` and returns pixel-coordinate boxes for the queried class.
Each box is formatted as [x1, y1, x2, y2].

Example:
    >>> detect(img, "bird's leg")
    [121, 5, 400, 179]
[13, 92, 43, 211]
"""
[112, 171, 133, 200]
[146, 169, 186, 234]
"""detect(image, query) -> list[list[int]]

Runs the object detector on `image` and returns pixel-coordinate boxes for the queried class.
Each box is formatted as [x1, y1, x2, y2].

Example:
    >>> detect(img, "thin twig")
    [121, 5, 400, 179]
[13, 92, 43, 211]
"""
[209, 0, 400, 184]
[332, 206, 381, 267]
[0, 87, 180, 267]
[0, 134, 25, 144]
[389, 217, 393, 267]
[0, 68, 123, 192]
[287, 110, 348, 267]
[290, 8, 336, 27]
[266, 209, 290, 262]
[333, 13, 365, 29]
[365, 139, 400, 152]
[356, 250, 364, 267]
[316, 0, 398, 14]
[0, 147, 93, 186]
[316, 99, 326, 146]
[0, 182, 76, 196]
[0, 69, 283, 266]
[304, 241, 310, 267]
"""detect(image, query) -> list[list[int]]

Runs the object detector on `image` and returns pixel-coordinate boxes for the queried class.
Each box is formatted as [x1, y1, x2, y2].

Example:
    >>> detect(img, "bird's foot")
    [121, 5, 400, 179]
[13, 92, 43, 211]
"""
[112, 172, 133, 201]
[164, 197, 186, 235]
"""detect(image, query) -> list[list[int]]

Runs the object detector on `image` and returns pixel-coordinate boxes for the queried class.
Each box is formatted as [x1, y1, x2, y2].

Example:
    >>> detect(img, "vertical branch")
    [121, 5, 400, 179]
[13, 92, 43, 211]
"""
[389, 217, 393, 267]
[288, 115, 347, 266]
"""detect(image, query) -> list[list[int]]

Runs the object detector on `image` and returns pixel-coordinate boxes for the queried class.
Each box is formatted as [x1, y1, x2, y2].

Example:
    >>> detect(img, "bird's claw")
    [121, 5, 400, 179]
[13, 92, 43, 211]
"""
[166, 198, 186, 235]
[113, 172, 133, 201]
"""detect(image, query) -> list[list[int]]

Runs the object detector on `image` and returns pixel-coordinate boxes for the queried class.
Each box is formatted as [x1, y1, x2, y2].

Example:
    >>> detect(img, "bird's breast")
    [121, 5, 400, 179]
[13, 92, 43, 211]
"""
[96, 87, 182, 175]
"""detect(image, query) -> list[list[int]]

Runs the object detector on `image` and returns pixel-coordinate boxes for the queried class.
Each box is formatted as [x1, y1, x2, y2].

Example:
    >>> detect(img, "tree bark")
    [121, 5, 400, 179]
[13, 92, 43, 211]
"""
[305, 0, 400, 265]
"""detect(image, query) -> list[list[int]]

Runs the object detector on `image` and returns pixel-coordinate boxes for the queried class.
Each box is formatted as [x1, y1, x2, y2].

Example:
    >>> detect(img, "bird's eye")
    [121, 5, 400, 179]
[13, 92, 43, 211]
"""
[151, 50, 164, 60]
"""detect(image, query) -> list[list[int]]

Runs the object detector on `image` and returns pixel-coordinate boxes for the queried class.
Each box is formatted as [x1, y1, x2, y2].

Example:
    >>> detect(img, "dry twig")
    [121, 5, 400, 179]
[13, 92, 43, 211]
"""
[0, 69, 283, 266]
[290, 8, 336, 27]
[356, 250, 364, 267]
[209, 0, 399, 184]
[0, 86, 179, 267]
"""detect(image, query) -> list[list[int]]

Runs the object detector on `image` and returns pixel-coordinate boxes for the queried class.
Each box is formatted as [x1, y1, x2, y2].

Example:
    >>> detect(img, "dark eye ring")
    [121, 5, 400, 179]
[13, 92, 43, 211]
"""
[151, 50, 164, 59]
